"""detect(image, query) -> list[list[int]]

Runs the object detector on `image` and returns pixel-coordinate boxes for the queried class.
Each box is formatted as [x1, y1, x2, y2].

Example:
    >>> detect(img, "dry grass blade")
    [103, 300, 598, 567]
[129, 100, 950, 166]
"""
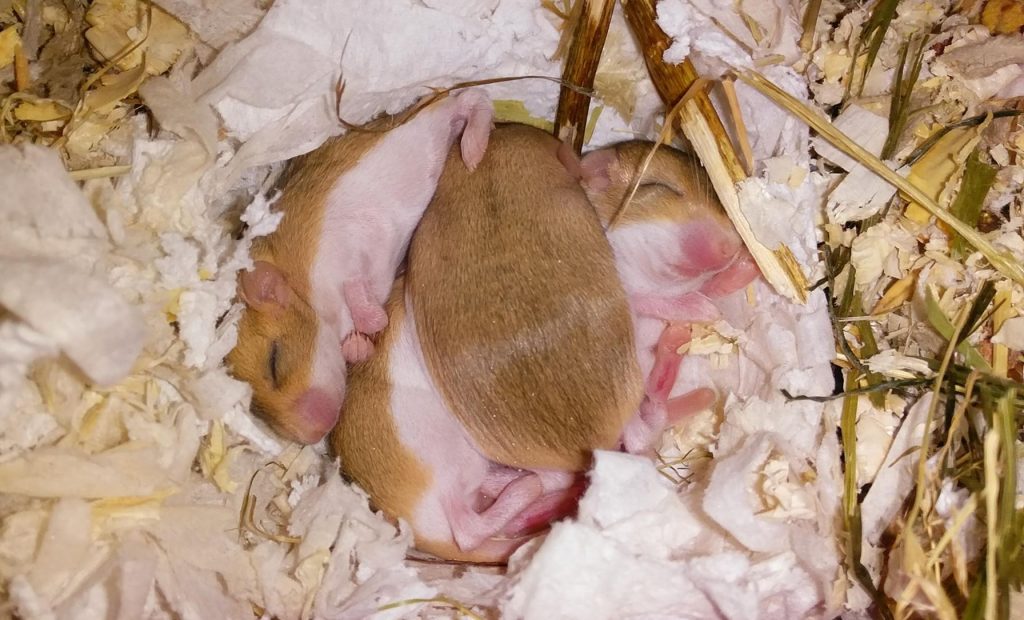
[949, 149, 998, 259]
[991, 390, 1020, 618]
[881, 35, 926, 160]
[68, 164, 133, 180]
[378, 595, 485, 619]
[800, 0, 823, 52]
[903, 110, 1024, 167]
[840, 374, 895, 619]
[846, 0, 900, 99]
[238, 461, 301, 545]
[721, 78, 754, 175]
[554, 0, 615, 153]
[923, 286, 993, 373]
[737, 69, 1024, 288]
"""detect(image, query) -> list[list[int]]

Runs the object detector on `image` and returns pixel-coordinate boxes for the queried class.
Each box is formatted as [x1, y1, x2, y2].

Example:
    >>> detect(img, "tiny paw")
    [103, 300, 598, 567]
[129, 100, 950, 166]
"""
[699, 251, 761, 297]
[341, 332, 375, 363]
[458, 90, 493, 171]
[343, 279, 389, 334]
[665, 388, 716, 423]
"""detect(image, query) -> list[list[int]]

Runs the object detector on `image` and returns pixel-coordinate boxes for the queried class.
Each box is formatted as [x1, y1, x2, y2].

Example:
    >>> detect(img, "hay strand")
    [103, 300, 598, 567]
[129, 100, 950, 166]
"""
[554, 0, 615, 153]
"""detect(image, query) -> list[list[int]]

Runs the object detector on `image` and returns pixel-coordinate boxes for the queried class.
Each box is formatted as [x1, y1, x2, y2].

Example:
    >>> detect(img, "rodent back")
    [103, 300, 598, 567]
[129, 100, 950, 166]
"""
[407, 123, 643, 472]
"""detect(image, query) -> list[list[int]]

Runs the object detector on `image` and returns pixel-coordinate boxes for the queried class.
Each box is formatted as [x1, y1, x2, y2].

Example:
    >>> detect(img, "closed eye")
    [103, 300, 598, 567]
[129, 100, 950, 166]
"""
[635, 181, 683, 200]
[269, 341, 280, 387]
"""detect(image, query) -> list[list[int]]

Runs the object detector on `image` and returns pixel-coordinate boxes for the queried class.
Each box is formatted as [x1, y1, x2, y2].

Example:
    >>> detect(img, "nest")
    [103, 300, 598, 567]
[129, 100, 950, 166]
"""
[0, 0, 1022, 618]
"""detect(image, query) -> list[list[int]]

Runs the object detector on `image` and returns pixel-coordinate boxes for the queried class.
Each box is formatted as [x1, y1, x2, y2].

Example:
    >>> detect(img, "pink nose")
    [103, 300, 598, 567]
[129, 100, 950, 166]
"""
[291, 388, 343, 444]
[677, 221, 743, 276]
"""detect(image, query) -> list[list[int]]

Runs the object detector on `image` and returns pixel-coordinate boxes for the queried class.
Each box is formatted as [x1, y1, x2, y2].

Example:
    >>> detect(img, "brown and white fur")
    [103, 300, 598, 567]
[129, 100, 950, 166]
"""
[330, 278, 582, 563]
[406, 123, 645, 472]
[228, 90, 493, 444]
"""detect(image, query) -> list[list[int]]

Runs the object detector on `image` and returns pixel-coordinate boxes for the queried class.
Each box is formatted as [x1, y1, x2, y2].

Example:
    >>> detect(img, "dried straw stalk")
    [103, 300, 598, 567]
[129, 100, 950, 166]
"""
[620, 0, 809, 303]
[554, 0, 615, 153]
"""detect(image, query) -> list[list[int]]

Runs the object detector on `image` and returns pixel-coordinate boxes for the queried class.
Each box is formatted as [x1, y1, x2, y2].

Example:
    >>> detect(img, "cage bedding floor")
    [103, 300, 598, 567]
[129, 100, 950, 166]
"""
[1, 0, 1023, 618]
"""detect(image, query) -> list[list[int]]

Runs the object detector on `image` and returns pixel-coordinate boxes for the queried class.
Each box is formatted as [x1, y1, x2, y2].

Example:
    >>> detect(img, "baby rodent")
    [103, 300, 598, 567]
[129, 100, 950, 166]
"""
[406, 123, 644, 471]
[579, 141, 761, 452]
[228, 90, 493, 444]
[331, 277, 583, 563]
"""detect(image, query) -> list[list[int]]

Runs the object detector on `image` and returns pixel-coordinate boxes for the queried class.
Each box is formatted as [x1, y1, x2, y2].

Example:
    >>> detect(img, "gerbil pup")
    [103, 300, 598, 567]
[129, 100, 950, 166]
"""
[229, 90, 493, 444]
[407, 123, 644, 471]
[331, 278, 582, 563]
[579, 141, 761, 452]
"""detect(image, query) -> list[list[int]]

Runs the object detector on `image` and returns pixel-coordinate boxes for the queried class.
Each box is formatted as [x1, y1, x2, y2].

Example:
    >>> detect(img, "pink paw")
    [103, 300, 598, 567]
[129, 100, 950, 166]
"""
[647, 323, 691, 400]
[666, 388, 717, 423]
[343, 279, 388, 335]
[341, 332, 375, 363]
[456, 90, 493, 171]
[622, 322, 714, 454]
[699, 250, 761, 297]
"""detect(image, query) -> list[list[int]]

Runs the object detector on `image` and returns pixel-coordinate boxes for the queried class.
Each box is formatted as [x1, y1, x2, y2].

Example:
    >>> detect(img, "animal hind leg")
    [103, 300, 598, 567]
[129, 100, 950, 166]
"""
[447, 473, 543, 552]
[622, 322, 713, 453]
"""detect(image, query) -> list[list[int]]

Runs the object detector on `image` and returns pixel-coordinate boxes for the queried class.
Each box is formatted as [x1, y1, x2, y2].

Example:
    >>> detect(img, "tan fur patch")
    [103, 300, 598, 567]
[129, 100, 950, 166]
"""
[407, 124, 643, 472]
[329, 278, 432, 528]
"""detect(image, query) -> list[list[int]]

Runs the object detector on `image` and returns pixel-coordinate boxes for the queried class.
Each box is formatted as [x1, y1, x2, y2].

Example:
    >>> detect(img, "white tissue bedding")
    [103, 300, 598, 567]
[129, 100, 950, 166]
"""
[0, 0, 843, 618]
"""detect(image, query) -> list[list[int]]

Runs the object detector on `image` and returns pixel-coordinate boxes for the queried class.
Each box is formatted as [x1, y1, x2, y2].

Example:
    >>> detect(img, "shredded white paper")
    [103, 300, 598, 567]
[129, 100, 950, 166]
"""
[0, 0, 854, 618]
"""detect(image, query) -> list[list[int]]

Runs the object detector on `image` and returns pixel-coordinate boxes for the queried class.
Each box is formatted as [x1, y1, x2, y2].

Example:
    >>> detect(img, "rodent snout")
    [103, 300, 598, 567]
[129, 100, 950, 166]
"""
[291, 387, 344, 444]
[675, 220, 744, 277]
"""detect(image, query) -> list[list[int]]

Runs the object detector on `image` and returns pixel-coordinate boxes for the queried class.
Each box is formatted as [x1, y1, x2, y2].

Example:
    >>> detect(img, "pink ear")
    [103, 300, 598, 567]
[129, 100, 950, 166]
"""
[239, 261, 291, 312]
[579, 149, 617, 192]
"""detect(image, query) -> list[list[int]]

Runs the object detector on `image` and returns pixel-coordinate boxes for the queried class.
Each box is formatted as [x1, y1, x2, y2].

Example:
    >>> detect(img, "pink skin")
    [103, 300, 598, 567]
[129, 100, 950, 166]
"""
[309, 88, 494, 368]
[378, 306, 579, 561]
[620, 324, 716, 454]
[291, 387, 344, 444]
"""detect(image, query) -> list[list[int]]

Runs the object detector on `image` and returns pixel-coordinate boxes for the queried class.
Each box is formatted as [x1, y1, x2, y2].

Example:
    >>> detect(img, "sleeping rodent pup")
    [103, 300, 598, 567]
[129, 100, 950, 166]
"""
[579, 140, 762, 452]
[406, 123, 645, 472]
[228, 90, 493, 444]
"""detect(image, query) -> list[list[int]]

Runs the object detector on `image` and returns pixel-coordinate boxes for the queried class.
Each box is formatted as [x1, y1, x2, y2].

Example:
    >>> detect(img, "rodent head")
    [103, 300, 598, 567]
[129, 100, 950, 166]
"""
[580, 141, 758, 293]
[580, 141, 733, 229]
[227, 261, 346, 444]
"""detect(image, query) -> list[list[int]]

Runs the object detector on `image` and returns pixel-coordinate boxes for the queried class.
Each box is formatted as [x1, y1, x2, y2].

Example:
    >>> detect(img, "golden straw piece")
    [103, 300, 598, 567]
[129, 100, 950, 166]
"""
[554, 0, 615, 153]
[720, 77, 754, 176]
[14, 44, 29, 92]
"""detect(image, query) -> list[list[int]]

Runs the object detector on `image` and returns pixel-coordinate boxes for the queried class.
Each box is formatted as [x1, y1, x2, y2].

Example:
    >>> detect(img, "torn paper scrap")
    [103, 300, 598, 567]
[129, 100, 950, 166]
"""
[0, 256, 145, 387]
